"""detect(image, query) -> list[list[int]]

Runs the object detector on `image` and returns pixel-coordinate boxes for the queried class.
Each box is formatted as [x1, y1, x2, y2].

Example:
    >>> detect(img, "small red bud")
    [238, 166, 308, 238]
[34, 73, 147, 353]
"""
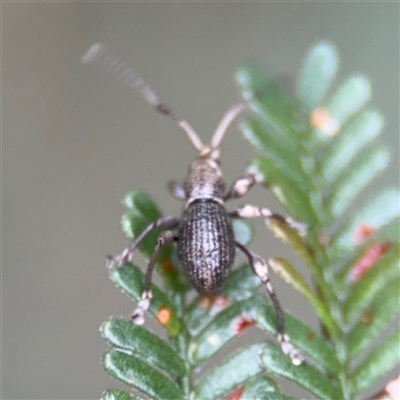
[309, 107, 339, 136]
[162, 259, 173, 272]
[354, 224, 375, 245]
[157, 307, 171, 325]
[234, 316, 254, 335]
[227, 386, 244, 400]
[350, 241, 391, 282]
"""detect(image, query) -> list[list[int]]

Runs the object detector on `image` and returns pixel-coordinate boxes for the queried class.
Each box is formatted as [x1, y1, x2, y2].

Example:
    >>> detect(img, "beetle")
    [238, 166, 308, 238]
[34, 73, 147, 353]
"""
[82, 43, 305, 365]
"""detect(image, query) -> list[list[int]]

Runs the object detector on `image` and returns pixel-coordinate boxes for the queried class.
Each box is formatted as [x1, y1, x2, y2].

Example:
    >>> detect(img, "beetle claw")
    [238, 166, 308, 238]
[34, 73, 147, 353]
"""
[278, 333, 304, 365]
[131, 293, 152, 325]
[106, 254, 118, 270]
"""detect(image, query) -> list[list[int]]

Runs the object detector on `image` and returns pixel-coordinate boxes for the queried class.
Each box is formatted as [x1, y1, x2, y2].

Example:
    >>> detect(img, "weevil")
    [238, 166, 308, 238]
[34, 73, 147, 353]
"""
[82, 43, 305, 365]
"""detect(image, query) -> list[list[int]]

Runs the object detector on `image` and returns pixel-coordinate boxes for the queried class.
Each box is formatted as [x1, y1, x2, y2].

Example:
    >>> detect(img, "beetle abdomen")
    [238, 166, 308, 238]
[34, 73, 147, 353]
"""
[178, 199, 235, 294]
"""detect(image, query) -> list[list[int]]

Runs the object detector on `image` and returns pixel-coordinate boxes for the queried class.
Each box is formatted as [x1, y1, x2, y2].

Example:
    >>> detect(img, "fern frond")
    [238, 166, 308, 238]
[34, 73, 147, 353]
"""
[101, 42, 399, 400]
[236, 41, 399, 399]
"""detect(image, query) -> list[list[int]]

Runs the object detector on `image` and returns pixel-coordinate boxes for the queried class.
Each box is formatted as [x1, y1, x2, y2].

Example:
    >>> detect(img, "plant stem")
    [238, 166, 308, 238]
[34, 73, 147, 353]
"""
[171, 290, 192, 399]
[300, 139, 354, 400]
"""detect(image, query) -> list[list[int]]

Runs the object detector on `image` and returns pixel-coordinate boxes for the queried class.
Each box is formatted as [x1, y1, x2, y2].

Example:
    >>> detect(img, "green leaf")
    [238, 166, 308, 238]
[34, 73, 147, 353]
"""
[260, 343, 339, 400]
[189, 296, 264, 365]
[257, 307, 340, 374]
[321, 109, 384, 185]
[232, 218, 253, 246]
[269, 257, 315, 298]
[296, 41, 339, 110]
[326, 146, 389, 219]
[103, 349, 183, 400]
[122, 191, 161, 240]
[101, 317, 185, 378]
[333, 187, 400, 254]
[236, 64, 271, 99]
[240, 375, 299, 400]
[327, 75, 371, 125]
[109, 263, 181, 336]
[268, 257, 333, 333]
[101, 389, 137, 400]
[241, 118, 304, 185]
[267, 219, 315, 272]
[121, 190, 171, 261]
[249, 157, 317, 224]
[343, 247, 400, 323]
[347, 279, 400, 359]
[240, 115, 300, 158]
[351, 329, 400, 397]
[241, 375, 278, 395]
[248, 155, 303, 191]
[236, 65, 304, 140]
[193, 343, 266, 400]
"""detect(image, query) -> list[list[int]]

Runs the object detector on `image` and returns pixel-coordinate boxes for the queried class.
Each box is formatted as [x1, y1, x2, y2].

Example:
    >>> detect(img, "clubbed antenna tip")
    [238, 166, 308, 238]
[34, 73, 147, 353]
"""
[81, 43, 247, 157]
[81, 42, 105, 65]
[81, 42, 206, 152]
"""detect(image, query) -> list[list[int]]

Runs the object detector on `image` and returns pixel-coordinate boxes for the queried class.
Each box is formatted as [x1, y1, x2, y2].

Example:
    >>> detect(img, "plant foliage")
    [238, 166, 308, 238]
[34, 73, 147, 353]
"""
[100, 42, 399, 400]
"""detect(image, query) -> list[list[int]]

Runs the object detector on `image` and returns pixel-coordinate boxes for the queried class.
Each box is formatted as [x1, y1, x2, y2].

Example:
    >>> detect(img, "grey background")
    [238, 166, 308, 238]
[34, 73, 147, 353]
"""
[3, 3, 399, 399]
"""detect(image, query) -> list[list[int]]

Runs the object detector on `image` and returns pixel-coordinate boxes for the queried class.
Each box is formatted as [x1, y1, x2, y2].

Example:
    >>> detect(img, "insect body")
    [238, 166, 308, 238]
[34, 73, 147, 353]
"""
[179, 168, 236, 295]
[83, 43, 305, 365]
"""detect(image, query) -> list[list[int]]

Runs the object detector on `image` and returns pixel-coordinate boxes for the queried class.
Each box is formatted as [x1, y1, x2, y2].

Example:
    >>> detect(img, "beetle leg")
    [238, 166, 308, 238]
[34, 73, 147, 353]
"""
[106, 216, 180, 269]
[131, 230, 176, 325]
[224, 172, 257, 201]
[235, 242, 304, 366]
[229, 204, 307, 237]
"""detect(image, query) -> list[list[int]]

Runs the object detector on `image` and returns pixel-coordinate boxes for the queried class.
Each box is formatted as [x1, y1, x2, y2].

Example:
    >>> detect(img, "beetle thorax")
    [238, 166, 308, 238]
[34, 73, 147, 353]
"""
[184, 157, 225, 204]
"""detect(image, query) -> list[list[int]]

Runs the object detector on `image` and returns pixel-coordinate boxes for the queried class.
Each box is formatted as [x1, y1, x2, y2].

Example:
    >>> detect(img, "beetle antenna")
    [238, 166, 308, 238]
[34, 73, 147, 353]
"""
[82, 43, 205, 152]
[206, 102, 247, 158]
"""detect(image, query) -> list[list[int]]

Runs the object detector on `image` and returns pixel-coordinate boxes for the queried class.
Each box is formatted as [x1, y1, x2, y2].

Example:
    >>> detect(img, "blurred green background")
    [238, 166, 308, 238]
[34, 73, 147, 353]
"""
[3, 3, 399, 399]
